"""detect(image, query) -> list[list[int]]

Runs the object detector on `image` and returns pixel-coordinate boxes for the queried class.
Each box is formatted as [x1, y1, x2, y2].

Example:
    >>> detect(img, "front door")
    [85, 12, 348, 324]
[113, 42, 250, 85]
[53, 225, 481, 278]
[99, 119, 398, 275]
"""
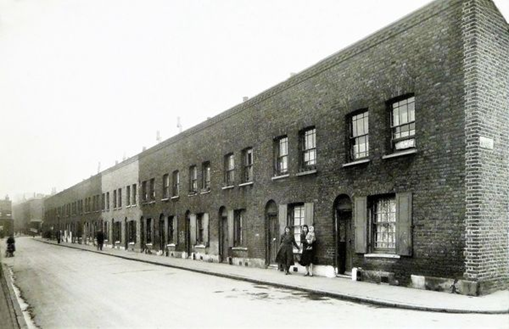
[268, 214, 279, 265]
[220, 215, 229, 262]
[159, 218, 165, 251]
[185, 215, 191, 256]
[337, 209, 353, 274]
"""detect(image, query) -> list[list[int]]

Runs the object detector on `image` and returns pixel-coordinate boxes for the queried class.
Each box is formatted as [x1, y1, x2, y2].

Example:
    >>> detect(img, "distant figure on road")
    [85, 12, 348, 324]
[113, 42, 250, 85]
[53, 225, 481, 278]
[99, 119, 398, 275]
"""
[5, 235, 15, 257]
[300, 225, 317, 277]
[276, 226, 300, 275]
[56, 230, 61, 244]
[96, 231, 105, 251]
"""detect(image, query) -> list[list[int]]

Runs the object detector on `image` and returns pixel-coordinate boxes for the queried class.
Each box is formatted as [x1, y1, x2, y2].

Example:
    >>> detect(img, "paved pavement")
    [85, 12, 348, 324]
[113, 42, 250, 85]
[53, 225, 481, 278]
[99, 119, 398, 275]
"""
[27, 237, 508, 315]
[0, 246, 26, 329]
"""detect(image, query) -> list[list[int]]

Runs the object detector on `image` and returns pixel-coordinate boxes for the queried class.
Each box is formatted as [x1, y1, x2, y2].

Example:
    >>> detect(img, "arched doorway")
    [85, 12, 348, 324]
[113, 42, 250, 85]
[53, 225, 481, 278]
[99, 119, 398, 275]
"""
[334, 195, 353, 275]
[218, 207, 228, 263]
[265, 200, 279, 266]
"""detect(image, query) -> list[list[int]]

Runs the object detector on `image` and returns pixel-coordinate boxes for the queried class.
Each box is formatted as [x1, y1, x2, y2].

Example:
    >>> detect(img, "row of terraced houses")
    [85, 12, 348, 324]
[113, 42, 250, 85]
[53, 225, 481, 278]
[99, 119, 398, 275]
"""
[42, 0, 508, 295]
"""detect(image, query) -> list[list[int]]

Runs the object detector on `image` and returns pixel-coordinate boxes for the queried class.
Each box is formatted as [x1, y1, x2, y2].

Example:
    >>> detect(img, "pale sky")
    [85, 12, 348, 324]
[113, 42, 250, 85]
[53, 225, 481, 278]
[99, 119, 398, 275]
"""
[1, 0, 508, 202]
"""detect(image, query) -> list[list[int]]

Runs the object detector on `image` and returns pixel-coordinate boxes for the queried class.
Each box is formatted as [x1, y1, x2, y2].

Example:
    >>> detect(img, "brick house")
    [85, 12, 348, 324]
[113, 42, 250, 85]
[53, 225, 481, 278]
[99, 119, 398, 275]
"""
[42, 0, 508, 295]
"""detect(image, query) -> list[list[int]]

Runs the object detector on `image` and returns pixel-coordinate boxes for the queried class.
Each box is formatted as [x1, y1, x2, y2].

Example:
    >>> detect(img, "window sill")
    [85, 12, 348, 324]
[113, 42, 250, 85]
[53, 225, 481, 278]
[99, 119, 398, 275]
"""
[200, 189, 211, 194]
[222, 185, 235, 190]
[161, 198, 170, 202]
[115, 241, 121, 244]
[342, 159, 370, 167]
[382, 149, 418, 159]
[188, 193, 198, 197]
[148, 201, 156, 205]
[166, 243, 176, 247]
[146, 243, 153, 247]
[272, 174, 290, 181]
[232, 247, 248, 251]
[171, 196, 180, 200]
[129, 242, 135, 245]
[239, 181, 253, 187]
[194, 244, 207, 249]
[296, 169, 317, 177]
[125, 205, 131, 208]
[364, 253, 400, 259]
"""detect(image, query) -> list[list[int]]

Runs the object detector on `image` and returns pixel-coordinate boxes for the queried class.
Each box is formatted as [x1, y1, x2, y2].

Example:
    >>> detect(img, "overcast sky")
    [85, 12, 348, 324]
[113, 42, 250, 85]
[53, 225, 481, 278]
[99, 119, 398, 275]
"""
[1, 0, 508, 202]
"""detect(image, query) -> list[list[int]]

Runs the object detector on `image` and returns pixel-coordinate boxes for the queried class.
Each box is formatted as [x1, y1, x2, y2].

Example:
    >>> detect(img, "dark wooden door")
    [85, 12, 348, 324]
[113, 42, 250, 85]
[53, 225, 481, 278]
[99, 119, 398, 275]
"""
[337, 210, 353, 274]
[159, 218, 165, 251]
[220, 216, 229, 262]
[268, 214, 279, 264]
[185, 216, 191, 255]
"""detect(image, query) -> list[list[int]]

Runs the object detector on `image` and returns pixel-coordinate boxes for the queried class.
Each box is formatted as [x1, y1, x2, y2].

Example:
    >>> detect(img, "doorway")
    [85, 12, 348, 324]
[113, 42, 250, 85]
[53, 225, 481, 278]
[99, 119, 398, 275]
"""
[265, 201, 279, 266]
[219, 207, 229, 263]
[185, 211, 191, 256]
[159, 215, 165, 251]
[334, 195, 353, 275]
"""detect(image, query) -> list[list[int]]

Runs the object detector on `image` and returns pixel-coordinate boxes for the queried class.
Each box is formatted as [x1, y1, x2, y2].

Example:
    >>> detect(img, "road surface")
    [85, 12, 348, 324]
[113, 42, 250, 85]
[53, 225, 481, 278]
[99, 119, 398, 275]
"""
[2, 238, 507, 329]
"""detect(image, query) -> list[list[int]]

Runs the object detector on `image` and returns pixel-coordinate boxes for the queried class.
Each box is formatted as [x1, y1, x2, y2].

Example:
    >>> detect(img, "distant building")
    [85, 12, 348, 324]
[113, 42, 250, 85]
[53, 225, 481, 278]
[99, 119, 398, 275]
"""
[42, 0, 508, 295]
[0, 196, 13, 238]
[13, 196, 46, 235]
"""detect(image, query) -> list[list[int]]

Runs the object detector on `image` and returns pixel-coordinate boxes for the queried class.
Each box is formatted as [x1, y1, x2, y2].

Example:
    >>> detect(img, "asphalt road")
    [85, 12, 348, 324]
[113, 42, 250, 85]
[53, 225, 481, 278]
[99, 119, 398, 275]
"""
[2, 238, 507, 329]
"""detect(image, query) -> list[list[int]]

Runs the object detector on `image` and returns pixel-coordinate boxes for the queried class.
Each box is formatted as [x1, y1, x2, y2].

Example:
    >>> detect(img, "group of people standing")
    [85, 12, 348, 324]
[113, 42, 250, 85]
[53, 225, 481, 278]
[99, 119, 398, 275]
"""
[276, 224, 317, 276]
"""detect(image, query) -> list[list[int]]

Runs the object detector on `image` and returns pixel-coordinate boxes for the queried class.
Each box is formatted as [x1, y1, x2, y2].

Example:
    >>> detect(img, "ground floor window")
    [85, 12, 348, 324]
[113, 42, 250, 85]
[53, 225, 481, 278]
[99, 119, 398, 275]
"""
[289, 204, 305, 246]
[114, 222, 121, 242]
[146, 218, 152, 244]
[128, 221, 136, 243]
[371, 196, 396, 252]
[233, 210, 244, 247]
[196, 214, 204, 245]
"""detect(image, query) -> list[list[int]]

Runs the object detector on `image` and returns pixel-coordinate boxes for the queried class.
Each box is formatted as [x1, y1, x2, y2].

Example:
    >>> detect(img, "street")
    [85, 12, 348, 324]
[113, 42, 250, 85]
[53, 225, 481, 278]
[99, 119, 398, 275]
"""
[1, 238, 507, 329]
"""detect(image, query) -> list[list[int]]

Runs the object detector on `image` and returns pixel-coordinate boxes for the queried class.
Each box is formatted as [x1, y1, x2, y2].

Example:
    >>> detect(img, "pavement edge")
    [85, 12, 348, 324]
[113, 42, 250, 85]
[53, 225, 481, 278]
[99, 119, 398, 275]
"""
[0, 256, 29, 329]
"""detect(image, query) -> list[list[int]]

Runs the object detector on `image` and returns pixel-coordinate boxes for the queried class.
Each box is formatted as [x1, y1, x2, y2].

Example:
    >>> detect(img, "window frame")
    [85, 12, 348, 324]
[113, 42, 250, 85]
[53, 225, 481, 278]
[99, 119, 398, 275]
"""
[369, 195, 397, 254]
[349, 110, 370, 161]
[233, 209, 244, 247]
[167, 216, 174, 244]
[389, 95, 416, 151]
[149, 178, 156, 201]
[202, 162, 211, 191]
[196, 213, 204, 245]
[300, 128, 317, 171]
[172, 170, 180, 197]
[189, 165, 198, 194]
[274, 136, 289, 176]
[162, 174, 170, 199]
[224, 153, 235, 186]
[242, 148, 254, 183]
[289, 203, 305, 250]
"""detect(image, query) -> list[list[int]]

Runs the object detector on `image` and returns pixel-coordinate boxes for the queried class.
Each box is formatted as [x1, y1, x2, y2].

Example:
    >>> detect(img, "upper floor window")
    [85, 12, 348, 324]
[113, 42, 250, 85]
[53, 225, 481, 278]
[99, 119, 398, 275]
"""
[132, 184, 137, 205]
[275, 136, 288, 176]
[172, 170, 180, 197]
[202, 162, 211, 191]
[224, 153, 235, 186]
[390, 96, 415, 151]
[126, 185, 131, 206]
[106, 192, 110, 210]
[350, 111, 369, 160]
[141, 181, 148, 202]
[118, 188, 122, 208]
[101, 194, 105, 211]
[301, 128, 316, 170]
[189, 166, 198, 194]
[113, 190, 117, 208]
[162, 174, 170, 199]
[149, 178, 155, 201]
[242, 148, 253, 183]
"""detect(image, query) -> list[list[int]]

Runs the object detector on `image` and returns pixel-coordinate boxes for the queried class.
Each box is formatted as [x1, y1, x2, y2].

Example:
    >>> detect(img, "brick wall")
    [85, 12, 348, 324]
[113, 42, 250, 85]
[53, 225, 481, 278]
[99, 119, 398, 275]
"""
[463, 0, 509, 294]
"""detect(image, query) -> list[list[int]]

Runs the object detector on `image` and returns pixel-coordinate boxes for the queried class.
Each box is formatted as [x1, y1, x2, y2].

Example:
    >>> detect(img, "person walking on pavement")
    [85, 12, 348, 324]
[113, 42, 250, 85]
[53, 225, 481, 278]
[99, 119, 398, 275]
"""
[96, 230, 105, 251]
[276, 226, 300, 275]
[300, 225, 317, 276]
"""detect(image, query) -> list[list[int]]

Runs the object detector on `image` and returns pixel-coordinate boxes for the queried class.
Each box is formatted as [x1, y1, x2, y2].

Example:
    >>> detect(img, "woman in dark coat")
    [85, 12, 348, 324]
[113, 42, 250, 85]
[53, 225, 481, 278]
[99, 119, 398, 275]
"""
[300, 225, 317, 276]
[276, 226, 300, 275]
